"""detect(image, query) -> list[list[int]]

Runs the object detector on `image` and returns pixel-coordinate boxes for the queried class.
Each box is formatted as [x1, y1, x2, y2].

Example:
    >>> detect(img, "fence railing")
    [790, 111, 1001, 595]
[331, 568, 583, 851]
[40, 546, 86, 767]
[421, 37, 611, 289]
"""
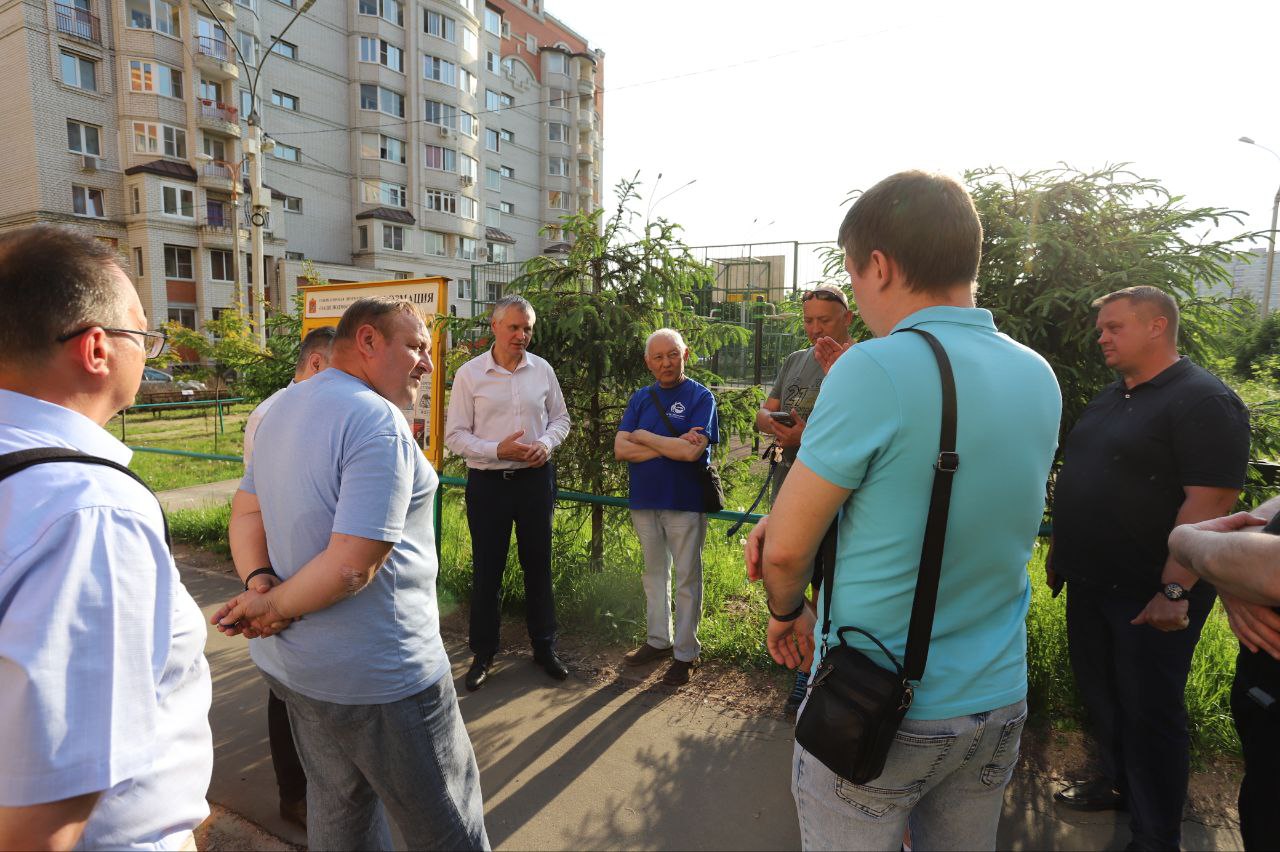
[197, 98, 239, 124]
[55, 2, 100, 41]
[196, 36, 230, 61]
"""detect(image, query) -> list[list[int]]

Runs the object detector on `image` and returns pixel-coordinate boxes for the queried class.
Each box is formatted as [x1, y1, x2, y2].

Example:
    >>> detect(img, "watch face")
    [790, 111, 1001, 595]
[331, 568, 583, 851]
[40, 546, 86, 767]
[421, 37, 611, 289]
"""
[1164, 582, 1186, 601]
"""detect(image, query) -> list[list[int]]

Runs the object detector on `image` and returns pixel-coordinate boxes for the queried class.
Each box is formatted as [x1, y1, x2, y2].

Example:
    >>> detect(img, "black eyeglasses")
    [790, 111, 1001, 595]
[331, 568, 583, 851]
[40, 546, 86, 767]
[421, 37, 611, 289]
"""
[56, 326, 168, 359]
[802, 288, 849, 308]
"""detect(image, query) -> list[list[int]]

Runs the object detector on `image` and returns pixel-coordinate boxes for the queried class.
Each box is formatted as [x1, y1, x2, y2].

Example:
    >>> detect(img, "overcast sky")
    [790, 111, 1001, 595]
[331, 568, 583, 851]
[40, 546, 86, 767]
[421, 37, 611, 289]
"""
[548, 0, 1280, 252]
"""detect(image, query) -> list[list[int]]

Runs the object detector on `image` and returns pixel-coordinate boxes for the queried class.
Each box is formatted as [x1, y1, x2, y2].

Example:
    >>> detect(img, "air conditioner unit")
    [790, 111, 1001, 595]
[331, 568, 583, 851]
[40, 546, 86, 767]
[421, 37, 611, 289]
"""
[438, 125, 450, 137]
[460, 175, 474, 187]
[80, 155, 98, 172]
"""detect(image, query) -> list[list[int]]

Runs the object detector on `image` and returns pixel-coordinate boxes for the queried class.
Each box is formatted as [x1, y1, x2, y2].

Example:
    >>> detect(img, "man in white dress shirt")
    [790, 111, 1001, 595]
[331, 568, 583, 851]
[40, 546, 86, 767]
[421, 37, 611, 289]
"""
[242, 325, 335, 460]
[445, 295, 572, 690]
[0, 225, 213, 850]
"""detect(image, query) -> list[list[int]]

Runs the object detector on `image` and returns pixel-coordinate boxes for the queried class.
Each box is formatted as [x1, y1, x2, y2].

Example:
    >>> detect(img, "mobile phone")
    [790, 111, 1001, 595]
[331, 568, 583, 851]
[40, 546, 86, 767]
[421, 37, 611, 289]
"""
[769, 411, 796, 427]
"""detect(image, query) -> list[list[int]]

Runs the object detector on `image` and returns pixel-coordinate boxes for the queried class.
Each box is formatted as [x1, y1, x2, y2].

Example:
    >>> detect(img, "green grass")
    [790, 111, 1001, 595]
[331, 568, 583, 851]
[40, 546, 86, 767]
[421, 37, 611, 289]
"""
[106, 406, 248, 491]
[168, 472, 1244, 757]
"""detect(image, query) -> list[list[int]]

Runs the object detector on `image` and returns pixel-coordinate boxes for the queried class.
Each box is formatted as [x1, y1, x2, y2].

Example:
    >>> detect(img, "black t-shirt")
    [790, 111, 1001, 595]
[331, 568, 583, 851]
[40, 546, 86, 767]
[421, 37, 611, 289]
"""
[1054, 357, 1250, 597]
[1236, 511, 1280, 691]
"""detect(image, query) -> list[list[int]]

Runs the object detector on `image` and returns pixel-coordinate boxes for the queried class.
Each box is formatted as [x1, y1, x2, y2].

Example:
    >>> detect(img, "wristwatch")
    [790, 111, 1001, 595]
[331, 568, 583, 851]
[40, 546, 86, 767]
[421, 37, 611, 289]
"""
[1163, 582, 1187, 601]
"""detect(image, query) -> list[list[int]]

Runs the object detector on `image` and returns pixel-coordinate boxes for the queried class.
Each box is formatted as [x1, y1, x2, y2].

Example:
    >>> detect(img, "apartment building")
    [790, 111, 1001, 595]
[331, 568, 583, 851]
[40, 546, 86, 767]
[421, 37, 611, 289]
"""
[0, 0, 603, 338]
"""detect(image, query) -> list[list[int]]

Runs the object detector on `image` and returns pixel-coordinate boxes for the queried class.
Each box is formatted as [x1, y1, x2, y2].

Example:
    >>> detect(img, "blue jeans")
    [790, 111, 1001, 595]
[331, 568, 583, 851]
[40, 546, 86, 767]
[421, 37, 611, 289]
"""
[263, 672, 490, 851]
[792, 699, 1027, 851]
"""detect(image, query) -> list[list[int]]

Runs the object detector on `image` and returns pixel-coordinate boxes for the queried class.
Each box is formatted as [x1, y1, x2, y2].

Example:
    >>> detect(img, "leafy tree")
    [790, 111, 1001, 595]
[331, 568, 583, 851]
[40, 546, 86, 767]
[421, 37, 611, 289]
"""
[1234, 306, 1280, 382]
[445, 178, 759, 567]
[159, 265, 318, 401]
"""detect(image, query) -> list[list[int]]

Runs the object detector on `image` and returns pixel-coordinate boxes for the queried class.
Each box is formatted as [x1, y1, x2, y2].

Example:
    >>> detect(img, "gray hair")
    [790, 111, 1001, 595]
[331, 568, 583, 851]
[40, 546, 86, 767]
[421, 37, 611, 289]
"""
[645, 327, 687, 354]
[0, 225, 127, 365]
[491, 295, 535, 324]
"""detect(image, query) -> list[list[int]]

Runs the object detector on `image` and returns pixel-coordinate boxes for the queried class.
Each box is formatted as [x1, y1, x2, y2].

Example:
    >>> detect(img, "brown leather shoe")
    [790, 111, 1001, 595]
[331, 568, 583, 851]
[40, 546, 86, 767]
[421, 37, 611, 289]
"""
[661, 658, 697, 686]
[623, 643, 673, 666]
[1053, 778, 1127, 811]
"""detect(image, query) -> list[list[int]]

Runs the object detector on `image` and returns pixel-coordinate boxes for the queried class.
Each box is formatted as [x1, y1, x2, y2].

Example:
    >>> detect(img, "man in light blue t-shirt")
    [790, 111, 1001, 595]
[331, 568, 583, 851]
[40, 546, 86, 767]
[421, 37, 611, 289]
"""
[615, 328, 719, 686]
[747, 171, 1061, 851]
[214, 297, 488, 850]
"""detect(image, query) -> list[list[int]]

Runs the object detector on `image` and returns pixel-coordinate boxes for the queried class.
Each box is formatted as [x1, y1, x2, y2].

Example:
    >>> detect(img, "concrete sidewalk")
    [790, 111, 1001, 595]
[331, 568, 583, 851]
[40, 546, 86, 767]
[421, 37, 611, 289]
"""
[182, 558, 1242, 851]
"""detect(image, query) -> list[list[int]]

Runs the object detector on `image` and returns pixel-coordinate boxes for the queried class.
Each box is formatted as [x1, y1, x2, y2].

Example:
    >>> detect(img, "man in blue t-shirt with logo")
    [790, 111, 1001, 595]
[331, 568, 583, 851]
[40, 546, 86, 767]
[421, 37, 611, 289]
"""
[615, 328, 719, 686]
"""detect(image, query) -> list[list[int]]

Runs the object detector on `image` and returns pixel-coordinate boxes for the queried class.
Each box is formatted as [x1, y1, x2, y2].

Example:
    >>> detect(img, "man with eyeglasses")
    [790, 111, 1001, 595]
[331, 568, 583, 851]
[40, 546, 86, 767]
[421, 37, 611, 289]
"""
[755, 282, 854, 717]
[0, 225, 212, 850]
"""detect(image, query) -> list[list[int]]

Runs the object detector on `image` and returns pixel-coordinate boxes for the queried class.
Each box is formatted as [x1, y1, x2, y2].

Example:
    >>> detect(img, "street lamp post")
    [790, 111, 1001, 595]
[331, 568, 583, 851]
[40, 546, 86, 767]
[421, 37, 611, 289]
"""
[1240, 136, 1280, 315]
[194, 154, 243, 311]
[199, 0, 315, 346]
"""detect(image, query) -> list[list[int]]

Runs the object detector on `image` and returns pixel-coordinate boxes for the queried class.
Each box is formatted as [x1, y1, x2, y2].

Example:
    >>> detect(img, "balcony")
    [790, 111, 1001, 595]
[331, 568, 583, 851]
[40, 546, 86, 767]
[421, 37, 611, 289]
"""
[195, 37, 239, 81]
[195, 98, 241, 138]
[199, 202, 247, 245]
[210, 0, 236, 22]
[197, 162, 237, 192]
[55, 3, 100, 43]
[576, 74, 594, 96]
[576, 143, 593, 162]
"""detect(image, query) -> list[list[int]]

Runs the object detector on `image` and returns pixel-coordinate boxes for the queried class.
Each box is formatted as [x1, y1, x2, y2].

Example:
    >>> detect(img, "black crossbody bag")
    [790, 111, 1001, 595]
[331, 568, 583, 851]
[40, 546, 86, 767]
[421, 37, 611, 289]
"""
[646, 385, 726, 513]
[794, 327, 958, 784]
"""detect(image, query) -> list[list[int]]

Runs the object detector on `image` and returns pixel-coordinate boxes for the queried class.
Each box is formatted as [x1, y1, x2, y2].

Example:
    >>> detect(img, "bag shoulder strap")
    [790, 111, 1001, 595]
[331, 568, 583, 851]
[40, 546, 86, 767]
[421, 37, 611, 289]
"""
[646, 385, 683, 438]
[0, 448, 171, 546]
[818, 327, 958, 683]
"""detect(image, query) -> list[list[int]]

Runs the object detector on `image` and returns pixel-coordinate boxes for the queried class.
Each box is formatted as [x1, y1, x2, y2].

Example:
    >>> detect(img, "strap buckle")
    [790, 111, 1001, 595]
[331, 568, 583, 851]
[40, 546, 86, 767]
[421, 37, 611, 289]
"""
[935, 451, 960, 473]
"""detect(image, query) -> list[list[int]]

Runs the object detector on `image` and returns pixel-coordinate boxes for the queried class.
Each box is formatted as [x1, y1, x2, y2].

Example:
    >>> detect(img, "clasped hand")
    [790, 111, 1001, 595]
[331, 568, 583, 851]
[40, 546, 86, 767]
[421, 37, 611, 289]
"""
[497, 429, 549, 466]
[211, 576, 294, 639]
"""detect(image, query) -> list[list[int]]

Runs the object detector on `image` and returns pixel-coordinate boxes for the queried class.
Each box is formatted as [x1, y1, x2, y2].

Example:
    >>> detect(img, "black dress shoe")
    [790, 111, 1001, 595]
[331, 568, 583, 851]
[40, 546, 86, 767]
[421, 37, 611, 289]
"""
[1053, 778, 1127, 811]
[465, 655, 493, 691]
[533, 648, 569, 681]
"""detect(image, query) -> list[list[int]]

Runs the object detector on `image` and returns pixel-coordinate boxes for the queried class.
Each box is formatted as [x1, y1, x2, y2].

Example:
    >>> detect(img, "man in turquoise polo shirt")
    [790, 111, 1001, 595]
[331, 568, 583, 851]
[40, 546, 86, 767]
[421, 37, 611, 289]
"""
[746, 171, 1061, 850]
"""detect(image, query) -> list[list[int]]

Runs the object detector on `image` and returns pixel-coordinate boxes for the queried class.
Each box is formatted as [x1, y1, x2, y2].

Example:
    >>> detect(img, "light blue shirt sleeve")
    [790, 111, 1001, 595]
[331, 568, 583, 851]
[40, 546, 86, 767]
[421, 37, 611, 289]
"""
[796, 347, 901, 491]
[0, 508, 167, 806]
[332, 431, 417, 542]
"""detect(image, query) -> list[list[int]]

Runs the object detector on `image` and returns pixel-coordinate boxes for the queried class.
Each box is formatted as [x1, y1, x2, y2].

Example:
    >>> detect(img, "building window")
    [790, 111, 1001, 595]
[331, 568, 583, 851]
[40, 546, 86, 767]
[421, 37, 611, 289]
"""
[482, 7, 500, 35]
[423, 99, 457, 128]
[126, 0, 178, 35]
[235, 0, 255, 10]
[422, 55, 456, 85]
[164, 245, 194, 279]
[484, 128, 499, 152]
[67, 120, 101, 155]
[425, 231, 446, 256]
[270, 39, 298, 60]
[485, 167, 500, 190]
[132, 187, 141, 214]
[285, 250, 304, 260]
[162, 185, 194, 217]
[133, 122, 186, 158]
[425, 189, 457, 214]
[359, 85, 405, 117]
[133, 246, 144, 276]
[271, 89, 299, 110]
[525, 34, 537, 53]
[383, 224, 405, 251]
[359, 36, 403, 72]
[459, 195, 477, 221]
[499, 200, 514, 215]
[499, 128, 514, 143]
[60, 51, 96, 91]
[210, 249, 233, 281]
[548, 157, 568, 176]
[358, 0, 403, 26]
[237, 31, 257, 65]
[548, 122, 568, 142]
[129, 60, 182, 97]
[71, 185, 104, 218]
[500, 92, 513, 108]
[199, 78, 223, 102]
[357, 225, 368, 249]
[546, 51, 567, 74]
[485, 205, 500, 227]
[457, 277, 471, 299]
[362, 133, 406, 164]
[273, 142, 301, 162]
[485, 50, 499, 73]
[363, 180, 407, 207]
[548, 190, 564, 209]
[458, 236, 478, 260]
[423, 144, 456, 171]
[203, 136, 226, 161]
[240, 89, 254, 117]
[484, 89, 500, 111]
[458, 153, 477, 180]
[461, 27, 477, 54]
[489, 242, 509, 263]
[549, 88, 568, 109]
[424, 10, 455, 41]
[283, 195, 302, 213]
[167, 306, 196, 328]
[458, 111, 477, 137]
[458, 67, 476, 96]
[500, 165, 514, 179]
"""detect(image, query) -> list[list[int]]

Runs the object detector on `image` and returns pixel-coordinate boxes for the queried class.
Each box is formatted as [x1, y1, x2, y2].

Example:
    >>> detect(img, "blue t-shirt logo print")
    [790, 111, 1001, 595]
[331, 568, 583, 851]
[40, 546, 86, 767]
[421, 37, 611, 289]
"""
[669, 402, 685, 417]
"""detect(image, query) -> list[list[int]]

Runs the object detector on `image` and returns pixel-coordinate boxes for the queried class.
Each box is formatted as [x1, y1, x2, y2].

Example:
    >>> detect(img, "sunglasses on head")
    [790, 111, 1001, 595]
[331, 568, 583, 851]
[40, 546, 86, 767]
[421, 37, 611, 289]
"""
[802, 289, 848, 307]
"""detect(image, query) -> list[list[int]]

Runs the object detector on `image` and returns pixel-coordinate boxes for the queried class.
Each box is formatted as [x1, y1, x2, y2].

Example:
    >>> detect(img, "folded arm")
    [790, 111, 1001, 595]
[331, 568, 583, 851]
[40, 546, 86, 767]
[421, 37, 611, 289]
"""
[628, 428, 709, 463]
[614, 430, 661, 462]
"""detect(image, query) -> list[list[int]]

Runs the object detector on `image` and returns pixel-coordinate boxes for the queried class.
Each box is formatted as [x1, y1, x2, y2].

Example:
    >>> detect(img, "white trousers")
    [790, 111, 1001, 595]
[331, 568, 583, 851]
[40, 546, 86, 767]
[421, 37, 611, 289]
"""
[630, 509, 707, 663]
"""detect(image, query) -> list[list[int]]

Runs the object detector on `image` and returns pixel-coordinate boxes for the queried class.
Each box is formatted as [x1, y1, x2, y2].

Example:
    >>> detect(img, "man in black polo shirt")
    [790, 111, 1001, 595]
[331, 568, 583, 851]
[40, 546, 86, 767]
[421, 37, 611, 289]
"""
[1049, 286, 1250, 851]
[1169, 499, 1280, 850]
